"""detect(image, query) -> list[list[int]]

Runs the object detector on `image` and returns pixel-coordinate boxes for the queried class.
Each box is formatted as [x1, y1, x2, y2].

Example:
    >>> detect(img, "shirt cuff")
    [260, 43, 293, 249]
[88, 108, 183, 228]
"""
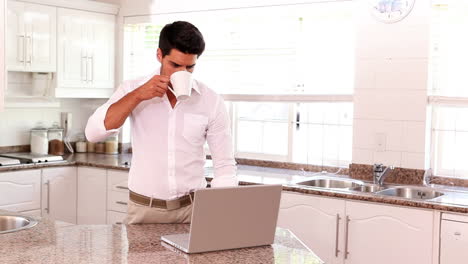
[85, 103, 120, 142]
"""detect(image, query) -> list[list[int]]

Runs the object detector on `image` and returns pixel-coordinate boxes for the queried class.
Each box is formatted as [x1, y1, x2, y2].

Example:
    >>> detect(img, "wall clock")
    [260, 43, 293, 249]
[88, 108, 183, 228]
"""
[369, 0, 416, 23]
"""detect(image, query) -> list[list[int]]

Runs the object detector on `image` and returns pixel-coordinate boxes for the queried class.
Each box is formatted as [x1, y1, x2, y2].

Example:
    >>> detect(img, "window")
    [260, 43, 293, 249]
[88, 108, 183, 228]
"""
[430, 1, 468, 177]
[123, 1, 354, 168]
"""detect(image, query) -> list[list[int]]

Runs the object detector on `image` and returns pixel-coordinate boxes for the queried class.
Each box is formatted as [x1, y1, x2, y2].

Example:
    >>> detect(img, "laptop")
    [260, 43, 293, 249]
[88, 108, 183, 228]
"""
[161, 184, 283, 254]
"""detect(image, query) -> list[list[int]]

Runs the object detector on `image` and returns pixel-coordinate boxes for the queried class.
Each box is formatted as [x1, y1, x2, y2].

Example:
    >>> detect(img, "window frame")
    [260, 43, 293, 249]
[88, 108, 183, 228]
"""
[224, 94, 354, 165]
[429, 96, 468, 178]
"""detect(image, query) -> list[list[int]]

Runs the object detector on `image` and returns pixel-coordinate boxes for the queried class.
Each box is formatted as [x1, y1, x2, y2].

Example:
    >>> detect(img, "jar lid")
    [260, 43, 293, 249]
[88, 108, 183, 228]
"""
[48, 122, 63, 132]
[76, 132, 86, 141]
[31, 122, 47, 131]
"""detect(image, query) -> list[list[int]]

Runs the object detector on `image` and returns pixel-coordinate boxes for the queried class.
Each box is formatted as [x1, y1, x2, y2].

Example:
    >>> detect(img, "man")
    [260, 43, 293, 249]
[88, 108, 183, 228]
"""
[85, 21, 237, 224]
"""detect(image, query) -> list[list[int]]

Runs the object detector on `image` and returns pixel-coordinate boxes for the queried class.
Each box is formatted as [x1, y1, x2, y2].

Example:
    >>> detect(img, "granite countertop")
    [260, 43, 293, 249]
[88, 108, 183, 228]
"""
[0, 210, 323, 264]
[2, 153, 468, 214]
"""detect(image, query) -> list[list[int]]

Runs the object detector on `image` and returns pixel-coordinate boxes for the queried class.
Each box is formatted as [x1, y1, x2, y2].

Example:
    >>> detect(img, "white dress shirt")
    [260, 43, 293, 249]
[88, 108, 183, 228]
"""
[85, 68, 237, 200]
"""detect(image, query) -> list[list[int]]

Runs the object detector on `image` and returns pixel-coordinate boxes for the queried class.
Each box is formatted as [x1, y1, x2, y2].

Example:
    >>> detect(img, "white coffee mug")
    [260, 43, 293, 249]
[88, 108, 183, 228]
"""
[168, 71, 193, 100]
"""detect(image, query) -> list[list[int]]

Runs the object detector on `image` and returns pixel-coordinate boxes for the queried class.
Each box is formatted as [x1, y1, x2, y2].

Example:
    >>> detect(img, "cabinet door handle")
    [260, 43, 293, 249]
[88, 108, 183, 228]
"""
[86, 56, 92, 82]
[44, 180, 50, 214]
[30, 35, 33, 64]
[81, 55, 87, 82]
[28, 32, 33, 64]
[116, 186, 128, 190]
[344, 216, 350, 259]
[18, 35, 25, 62]
[335, 214, 341, 257]
[116, 201, 128, 205]
[89, 56, 93, 82]
[26, 36, 32, 64]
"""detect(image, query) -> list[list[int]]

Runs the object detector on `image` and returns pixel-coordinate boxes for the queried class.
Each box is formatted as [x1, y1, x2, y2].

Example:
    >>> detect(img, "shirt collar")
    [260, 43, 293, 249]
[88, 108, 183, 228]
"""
[152, 67, 201, 95]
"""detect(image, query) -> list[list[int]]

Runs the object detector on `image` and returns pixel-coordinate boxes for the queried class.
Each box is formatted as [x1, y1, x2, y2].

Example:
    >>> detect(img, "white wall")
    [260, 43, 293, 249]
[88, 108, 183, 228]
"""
[352, 0, 430, 169]
[0, 98, 104, 146]
[1, 72, 105, 146]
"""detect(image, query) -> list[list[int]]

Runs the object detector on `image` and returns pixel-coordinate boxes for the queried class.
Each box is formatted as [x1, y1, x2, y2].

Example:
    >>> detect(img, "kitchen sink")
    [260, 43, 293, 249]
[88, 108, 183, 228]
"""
[295, 178, 364, 189]
[0, 215, 38, 234]
[376, 187, 445, 200]
[350, 184, 386, 193]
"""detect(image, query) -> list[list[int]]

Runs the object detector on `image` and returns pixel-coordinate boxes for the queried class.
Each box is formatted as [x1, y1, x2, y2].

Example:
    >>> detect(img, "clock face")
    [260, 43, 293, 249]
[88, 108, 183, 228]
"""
[369, 0, 416, 23]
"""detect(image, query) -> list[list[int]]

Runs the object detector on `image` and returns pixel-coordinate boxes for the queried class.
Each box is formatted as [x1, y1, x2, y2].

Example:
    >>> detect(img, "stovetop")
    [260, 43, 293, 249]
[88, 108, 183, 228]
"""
[0, 152, 65, 165]
[0, 157, 21, 166]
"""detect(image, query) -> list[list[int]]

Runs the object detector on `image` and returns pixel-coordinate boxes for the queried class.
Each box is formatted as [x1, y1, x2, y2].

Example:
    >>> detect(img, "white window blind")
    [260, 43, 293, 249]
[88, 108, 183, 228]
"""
[430, 1, 468, 177]
[123, 1, 354, 168]
[431, 1, 468, 97]
[124, 2, 354, 95]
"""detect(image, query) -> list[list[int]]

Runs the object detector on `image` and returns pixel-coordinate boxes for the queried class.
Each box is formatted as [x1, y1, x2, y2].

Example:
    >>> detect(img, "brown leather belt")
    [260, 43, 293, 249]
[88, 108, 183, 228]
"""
[129, 190, 194, 210]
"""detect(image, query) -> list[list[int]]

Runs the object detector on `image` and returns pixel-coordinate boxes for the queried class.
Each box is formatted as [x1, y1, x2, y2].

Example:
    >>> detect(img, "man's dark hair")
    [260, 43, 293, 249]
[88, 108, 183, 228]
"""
[159, 21, 205, 57]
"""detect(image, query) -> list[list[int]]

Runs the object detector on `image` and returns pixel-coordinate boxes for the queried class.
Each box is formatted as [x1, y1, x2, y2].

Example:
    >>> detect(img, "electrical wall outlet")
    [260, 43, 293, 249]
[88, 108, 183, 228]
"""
[375, 133, 386, 152]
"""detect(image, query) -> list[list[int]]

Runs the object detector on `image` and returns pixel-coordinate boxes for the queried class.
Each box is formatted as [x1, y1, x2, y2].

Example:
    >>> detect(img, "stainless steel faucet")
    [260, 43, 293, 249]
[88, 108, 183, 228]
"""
[373, 164, 394, 186]
[423, 168, 433, 187]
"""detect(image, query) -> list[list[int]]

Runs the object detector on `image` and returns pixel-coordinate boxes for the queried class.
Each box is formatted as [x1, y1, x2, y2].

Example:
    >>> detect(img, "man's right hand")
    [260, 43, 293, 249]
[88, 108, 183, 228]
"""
[133, 75, 170, 101]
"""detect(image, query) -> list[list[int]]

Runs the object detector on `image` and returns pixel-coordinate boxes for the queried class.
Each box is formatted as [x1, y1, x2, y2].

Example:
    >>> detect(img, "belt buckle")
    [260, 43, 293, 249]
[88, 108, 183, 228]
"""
[166, 199, 181, 210]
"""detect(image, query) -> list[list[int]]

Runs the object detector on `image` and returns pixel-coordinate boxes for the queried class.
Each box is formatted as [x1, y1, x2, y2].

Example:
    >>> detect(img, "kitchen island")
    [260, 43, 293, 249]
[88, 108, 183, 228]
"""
[0, 210, 323, 264]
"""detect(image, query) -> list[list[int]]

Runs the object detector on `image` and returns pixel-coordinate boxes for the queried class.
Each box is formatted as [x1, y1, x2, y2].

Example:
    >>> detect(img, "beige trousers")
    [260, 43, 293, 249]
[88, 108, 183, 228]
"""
[124, 200, 192, 224]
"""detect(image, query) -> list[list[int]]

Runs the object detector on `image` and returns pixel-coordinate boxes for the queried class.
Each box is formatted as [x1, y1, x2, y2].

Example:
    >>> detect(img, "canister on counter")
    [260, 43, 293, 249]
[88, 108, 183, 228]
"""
[30, 123, 48, 155]
[48, 122, 64, 156]
[105, 134, 119, 154]
[95, 142, 105, 154]
[75, 133, 87, 153]
[87, 141, 95, 153]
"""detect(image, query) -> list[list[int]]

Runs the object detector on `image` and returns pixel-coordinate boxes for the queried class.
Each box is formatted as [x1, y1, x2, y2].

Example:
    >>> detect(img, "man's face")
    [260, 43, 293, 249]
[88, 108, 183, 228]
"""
[157, 48, 197, 77]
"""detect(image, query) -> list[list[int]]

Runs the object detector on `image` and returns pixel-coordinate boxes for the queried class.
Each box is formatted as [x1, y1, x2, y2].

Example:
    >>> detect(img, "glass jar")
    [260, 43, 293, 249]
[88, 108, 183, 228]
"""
[105, 134, 119, 155]
[48, 122, 64, 155]
[95, 142, 105, 154]
[30, 123, 48, 155]
[87, 141, 96, 153]
[75, 133, 87, 153]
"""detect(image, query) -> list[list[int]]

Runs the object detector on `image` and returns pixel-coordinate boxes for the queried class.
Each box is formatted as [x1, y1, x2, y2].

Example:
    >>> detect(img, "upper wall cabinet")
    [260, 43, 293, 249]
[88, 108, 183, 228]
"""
[56, 8, 115, 98]
[6, 0, 56, 72]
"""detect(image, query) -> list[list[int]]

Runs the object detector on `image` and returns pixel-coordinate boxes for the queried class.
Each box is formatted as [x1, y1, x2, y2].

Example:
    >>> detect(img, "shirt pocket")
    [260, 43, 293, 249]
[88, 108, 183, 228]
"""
[183, 113, 208, 146]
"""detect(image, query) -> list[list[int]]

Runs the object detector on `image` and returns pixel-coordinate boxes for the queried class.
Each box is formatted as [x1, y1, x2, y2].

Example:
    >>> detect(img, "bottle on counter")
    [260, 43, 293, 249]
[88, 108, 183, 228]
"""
[105, 133, 119, 155]
[48, 122, 65, 156]
[30, 123, 48, 155]
[75, 133, 87, 153]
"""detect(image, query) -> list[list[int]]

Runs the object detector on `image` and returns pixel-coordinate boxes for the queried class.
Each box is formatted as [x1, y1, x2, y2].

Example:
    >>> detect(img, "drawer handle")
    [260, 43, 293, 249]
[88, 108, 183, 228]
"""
[455, 232, 462, 236]
[116, 186, 129, 190]
[116, 201, 128, 205]
[116, 222, 122, 225]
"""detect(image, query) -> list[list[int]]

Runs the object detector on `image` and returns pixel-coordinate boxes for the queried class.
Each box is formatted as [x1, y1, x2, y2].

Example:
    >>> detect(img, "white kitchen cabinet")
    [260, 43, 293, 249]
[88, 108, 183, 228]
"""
[107, 210, 126, 225]
[56, 8, 115, 98]
[6, 0, 56, 72]
[278, 192, 434, 264]
[278, 192, 345, 264]
[345, 201, 434, 264]
[440, 213, 468, 264]
[0, 169, 41, 212]
[107, 169, 129, 214]
[42, 167, 77, 224]
[19, 209, 41, 217]
[77, 167, 107, 224]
